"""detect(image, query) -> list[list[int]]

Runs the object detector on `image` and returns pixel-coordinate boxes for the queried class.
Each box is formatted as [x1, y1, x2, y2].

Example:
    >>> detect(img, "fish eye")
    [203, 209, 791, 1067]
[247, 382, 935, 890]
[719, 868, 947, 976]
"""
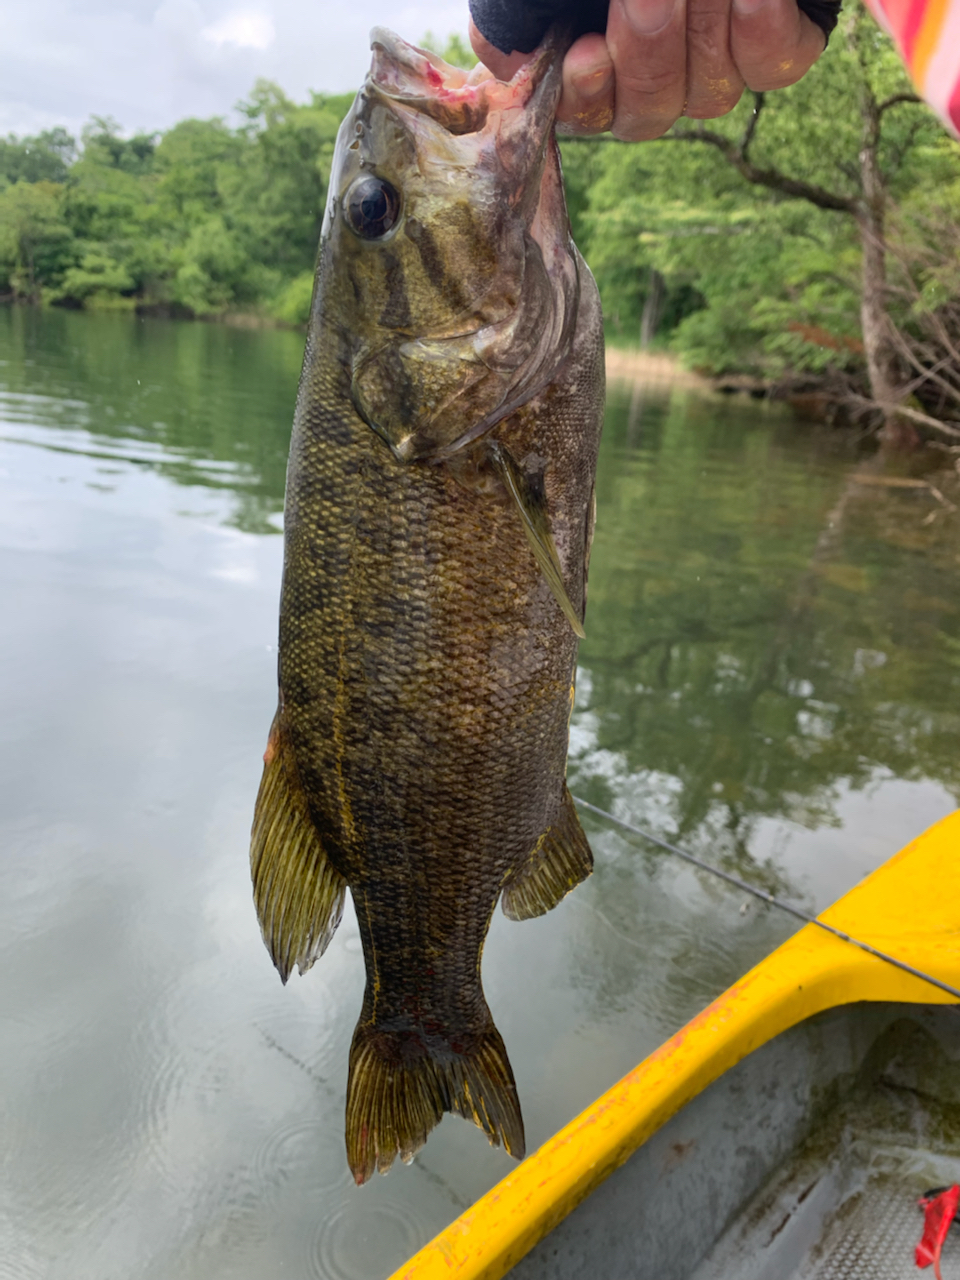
[344, 176, 401, 240]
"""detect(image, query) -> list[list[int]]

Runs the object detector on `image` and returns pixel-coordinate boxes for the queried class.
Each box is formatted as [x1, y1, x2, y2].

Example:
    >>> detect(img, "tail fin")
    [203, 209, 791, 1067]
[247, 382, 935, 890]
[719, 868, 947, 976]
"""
[345, 1021, 525, 1184]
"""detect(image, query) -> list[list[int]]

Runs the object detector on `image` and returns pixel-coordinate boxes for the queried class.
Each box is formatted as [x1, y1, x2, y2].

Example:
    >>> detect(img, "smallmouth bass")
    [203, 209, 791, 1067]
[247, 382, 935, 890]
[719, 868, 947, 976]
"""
[251, 28, 604, 1184]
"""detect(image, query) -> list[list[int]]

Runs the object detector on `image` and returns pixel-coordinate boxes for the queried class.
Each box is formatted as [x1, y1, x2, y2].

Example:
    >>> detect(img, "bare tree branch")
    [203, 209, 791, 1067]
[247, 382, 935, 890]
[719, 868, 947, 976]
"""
[926, 483, 957, 511]
[666, 126, 857, 214]
[889, 328, 960, 404]
[878, 92, 922, 115]
[844, 394, 960, 439]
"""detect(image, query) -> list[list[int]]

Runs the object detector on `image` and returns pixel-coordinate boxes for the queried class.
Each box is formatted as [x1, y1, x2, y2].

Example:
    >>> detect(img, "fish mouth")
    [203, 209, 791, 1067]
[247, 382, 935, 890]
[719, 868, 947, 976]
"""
[369, 28, 494, 98]
[368, 26, 565, 138]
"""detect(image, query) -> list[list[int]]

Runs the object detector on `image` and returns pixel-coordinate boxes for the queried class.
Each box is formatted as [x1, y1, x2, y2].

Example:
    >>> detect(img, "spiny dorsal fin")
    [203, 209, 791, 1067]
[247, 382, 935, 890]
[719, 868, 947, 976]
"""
[487, 440, 586, 639]
[346, 1018, 525, 1184]
[501, 786, 593, 921]
[250, 713, 346, 983]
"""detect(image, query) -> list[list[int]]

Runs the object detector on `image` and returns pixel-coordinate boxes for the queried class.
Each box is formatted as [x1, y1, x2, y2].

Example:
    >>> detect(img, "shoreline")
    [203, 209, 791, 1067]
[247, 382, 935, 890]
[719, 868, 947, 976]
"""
[0, 300, 759, 399]
[603, 346, 708, 388]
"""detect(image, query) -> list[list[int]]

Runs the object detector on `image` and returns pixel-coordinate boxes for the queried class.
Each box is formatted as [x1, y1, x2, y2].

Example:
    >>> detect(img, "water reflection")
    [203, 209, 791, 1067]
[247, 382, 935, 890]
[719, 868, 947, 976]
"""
[0, 305, 297, 532]
[0, 308, 956, 1279]
[572, 382, 960, 902]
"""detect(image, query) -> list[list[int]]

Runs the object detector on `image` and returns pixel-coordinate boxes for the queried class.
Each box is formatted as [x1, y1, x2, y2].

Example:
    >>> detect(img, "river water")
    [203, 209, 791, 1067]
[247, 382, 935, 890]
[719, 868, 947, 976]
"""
[1, 306, 958, 1279]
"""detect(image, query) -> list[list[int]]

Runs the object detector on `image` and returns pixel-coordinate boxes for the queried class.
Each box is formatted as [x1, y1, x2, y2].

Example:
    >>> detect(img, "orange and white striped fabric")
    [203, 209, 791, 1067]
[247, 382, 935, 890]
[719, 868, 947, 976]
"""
[863, 0, 960, 137]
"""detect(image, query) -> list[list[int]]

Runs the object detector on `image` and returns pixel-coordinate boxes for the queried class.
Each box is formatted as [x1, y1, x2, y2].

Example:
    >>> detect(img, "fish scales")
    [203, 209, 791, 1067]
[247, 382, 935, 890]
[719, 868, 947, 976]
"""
[251, 27, 605, 1183]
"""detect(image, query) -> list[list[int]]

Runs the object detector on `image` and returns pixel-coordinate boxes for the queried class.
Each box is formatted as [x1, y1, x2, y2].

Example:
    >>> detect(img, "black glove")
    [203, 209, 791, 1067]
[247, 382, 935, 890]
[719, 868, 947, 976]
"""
[470, 0, 842, 55]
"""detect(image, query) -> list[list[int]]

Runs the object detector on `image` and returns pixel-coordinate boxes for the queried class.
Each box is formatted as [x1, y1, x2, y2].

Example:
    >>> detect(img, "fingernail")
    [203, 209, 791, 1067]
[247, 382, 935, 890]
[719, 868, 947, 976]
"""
[624, 0, 680, 36]
[733, 0, 769, 15]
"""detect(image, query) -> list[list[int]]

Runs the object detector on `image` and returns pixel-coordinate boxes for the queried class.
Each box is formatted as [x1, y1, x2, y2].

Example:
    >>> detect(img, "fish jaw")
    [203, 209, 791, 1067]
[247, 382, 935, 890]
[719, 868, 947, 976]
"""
[368, 26, 565, 158]
[319, 27, 579, 465]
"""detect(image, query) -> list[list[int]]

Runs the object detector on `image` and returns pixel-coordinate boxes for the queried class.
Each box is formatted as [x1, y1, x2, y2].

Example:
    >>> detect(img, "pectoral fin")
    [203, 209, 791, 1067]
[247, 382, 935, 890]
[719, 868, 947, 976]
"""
[250, 713, 346, 983]
[487, 440, 586, 640]
[501, 787, 593, 920]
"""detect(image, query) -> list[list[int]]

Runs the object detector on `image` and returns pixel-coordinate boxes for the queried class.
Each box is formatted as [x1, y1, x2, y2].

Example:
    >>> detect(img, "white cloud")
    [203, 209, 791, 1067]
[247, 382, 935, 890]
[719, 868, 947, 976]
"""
[201, 9, 275, 49]
[153, 0, 205, 40]
[0, 0, 471, 138]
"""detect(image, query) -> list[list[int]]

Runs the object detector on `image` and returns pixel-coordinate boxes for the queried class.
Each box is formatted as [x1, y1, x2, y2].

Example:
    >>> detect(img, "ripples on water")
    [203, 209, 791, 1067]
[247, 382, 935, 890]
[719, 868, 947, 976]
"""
[0, 307, 957, 1278]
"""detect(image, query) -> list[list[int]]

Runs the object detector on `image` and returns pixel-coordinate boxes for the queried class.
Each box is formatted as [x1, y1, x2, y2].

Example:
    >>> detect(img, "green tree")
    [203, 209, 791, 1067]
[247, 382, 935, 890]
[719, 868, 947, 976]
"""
[153, 117, 240, 222]
[57, 128, 158, 308]
[664, 6, 951, 445]
[81, 117, 157, 174]
[172, 216, 248, 313]
[0, 128, 76, 186]
[577, 3, 960, 440]
[44, 90, 351, 318]
[0, 181, 74, 300]
[225, 82, 351, 293]
[55, 247, 135, 307]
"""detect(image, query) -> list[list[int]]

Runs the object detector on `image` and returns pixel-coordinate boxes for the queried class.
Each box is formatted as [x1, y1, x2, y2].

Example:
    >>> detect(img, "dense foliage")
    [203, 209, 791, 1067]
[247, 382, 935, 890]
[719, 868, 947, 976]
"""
[0, 87, 352, 321]
[1, 11, 958, 387]
[561, 7, 960, 386]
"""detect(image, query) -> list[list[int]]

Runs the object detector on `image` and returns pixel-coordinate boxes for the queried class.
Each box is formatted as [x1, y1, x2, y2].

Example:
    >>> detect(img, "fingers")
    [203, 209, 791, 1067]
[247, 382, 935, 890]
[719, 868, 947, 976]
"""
[556, 34, 615, 134]
[471, 0, 827, 138]
[731, 0, 827, 90]
[605, 0, 689, 140]
[684, 0, 744, 118]
[468, 19, 529, 82]
[471, 23, 617, 134]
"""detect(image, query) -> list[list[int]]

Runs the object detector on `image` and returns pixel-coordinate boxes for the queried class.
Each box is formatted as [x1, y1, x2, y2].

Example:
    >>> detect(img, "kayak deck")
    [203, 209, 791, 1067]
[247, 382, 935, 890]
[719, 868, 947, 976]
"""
[692, 1010, 960, 1280]
[714, 1165, 960, 1280]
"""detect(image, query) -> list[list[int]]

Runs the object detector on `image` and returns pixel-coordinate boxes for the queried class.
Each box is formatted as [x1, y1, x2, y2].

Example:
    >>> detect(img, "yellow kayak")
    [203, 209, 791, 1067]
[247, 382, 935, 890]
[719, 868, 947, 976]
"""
[390, 808, 960, 1280]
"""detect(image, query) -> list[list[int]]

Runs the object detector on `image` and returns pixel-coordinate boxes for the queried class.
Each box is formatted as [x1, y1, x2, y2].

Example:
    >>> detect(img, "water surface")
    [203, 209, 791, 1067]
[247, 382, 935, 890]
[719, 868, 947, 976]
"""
[1, 307, 957, 1279]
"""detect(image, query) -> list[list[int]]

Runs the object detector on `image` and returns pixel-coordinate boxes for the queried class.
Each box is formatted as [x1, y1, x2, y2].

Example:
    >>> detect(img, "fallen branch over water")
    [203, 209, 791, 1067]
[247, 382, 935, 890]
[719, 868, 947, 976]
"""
[843, 394, 960, 440]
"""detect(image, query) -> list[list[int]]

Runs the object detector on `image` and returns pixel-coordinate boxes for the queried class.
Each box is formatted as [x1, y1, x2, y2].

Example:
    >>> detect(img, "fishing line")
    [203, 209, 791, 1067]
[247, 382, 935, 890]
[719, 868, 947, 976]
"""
[572, 795, 960, 1004]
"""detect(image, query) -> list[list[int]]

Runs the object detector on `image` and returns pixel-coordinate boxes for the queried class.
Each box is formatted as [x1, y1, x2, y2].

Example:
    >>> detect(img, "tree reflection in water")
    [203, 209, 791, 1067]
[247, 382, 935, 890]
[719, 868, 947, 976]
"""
[2, 309, 958, 1275]
[571, 379, 959, 944]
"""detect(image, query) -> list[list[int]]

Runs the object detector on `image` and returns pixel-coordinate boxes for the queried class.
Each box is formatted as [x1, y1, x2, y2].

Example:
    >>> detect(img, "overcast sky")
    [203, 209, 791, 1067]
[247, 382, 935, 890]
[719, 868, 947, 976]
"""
[1, 0, 470, 139]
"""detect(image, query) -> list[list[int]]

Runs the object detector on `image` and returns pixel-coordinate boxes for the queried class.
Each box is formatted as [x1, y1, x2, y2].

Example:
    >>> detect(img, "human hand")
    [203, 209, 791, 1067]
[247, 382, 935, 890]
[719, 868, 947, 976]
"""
[469, 0, 828, 141]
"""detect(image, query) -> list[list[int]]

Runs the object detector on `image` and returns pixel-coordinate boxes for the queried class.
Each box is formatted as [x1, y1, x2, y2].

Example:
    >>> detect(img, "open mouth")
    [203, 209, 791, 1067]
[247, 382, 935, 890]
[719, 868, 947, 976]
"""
[368, 27, 563, 137]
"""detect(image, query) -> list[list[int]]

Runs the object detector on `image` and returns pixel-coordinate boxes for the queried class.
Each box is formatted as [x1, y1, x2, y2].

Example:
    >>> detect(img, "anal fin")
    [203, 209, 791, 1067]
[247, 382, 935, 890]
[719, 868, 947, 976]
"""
[487, 440, 586, 640]
[250, 712, 346, 983]
[501, 786, 593, 921]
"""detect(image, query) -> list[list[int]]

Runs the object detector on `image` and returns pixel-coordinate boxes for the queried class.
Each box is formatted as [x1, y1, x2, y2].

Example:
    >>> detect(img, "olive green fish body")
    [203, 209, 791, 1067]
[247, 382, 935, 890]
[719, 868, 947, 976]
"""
[251, 28, 604, 1183]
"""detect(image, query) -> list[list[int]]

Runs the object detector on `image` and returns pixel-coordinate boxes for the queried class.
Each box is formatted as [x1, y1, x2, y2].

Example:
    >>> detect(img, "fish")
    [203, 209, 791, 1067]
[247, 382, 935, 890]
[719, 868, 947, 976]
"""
[250, 26, 605, 1185]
